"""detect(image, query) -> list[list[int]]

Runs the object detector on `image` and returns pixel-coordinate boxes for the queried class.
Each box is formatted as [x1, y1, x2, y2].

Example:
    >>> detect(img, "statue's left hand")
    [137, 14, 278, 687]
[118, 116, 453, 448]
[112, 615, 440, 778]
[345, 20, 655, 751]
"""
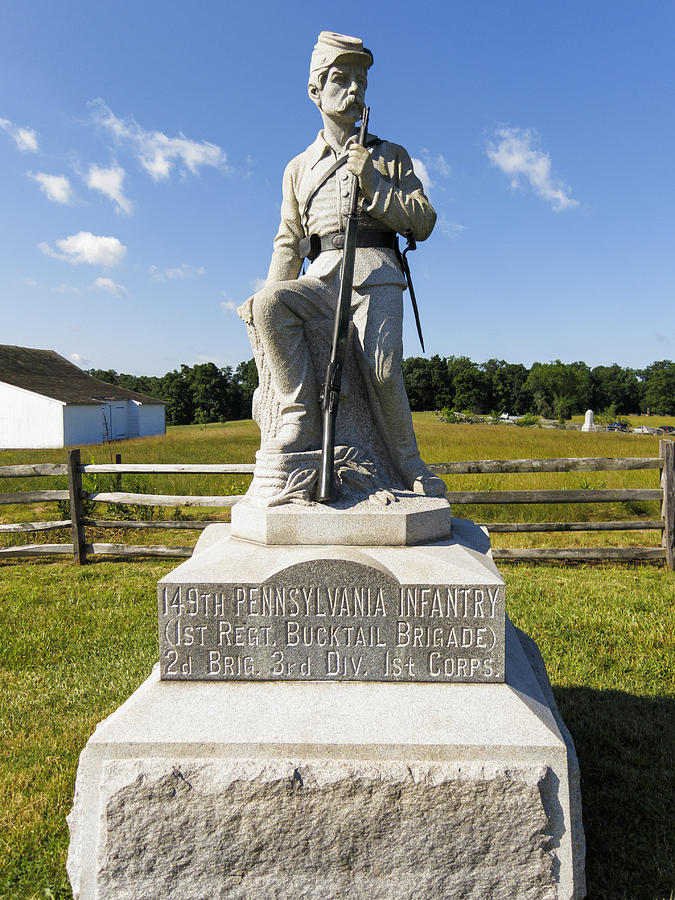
[237, 295, 255, 325]
[347, 143, 377, 200]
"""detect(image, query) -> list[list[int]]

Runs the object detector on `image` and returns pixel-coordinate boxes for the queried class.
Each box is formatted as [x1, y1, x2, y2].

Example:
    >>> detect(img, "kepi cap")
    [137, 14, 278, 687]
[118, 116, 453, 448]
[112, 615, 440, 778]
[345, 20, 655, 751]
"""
[309, 31, 373, 77]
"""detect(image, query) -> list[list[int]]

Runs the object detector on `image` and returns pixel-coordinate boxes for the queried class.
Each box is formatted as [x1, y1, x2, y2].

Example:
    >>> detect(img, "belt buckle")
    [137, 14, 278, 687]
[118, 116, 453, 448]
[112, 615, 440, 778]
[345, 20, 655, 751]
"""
[331, 233, 345, 250]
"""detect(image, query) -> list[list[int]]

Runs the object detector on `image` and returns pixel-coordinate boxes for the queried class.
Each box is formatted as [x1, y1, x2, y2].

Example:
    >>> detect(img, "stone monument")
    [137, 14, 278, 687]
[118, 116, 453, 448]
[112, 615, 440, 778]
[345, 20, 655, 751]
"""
[67, 32, 586, 899]
[581, 409, 594, 432]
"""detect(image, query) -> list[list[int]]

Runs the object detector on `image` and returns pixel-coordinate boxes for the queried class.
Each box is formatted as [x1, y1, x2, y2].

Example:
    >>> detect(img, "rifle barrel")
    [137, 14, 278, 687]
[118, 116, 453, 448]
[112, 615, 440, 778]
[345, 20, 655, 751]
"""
[315, 107, 370, 503]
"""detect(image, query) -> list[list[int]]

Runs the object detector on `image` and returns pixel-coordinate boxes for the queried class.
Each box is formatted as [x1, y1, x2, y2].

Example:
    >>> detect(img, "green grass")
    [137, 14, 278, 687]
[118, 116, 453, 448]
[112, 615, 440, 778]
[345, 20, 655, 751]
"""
[1, 414, 673, 897]
[0, 559, 673, 899]
[0, 419, 259, 513]
[415, 414, 666, 537]
[1, 421, 673, 898]
[507, 565, 675, 900]
[0, 560, 167, 899]
[1, 416, 669, 553]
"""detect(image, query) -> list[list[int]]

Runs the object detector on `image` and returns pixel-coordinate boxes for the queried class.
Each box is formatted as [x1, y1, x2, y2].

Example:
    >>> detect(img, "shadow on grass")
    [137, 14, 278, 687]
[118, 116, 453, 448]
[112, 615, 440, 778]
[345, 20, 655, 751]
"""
[554, 686, 674, 900]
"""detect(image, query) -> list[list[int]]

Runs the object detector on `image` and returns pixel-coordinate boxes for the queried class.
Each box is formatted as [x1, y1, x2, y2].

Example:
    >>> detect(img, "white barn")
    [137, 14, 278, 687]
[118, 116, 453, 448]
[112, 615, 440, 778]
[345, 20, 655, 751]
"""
[0, 344, 166, 449]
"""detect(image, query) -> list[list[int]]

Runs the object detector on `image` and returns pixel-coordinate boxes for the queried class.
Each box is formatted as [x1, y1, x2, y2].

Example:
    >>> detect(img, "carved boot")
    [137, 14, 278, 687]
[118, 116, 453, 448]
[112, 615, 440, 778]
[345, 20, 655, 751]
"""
[409, 470, 447, 497]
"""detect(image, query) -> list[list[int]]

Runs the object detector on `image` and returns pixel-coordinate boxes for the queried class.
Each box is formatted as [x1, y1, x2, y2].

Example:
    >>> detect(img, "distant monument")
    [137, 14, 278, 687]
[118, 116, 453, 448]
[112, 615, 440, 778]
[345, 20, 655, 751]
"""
[67, 32, 586, 899]
[582, 409, 594, 431]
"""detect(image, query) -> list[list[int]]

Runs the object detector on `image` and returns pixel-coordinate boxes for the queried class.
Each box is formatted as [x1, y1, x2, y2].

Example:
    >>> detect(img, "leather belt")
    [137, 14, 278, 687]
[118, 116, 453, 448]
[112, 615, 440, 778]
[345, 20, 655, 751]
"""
[297, 228, 426, 351]
[299, 230, 397, 261]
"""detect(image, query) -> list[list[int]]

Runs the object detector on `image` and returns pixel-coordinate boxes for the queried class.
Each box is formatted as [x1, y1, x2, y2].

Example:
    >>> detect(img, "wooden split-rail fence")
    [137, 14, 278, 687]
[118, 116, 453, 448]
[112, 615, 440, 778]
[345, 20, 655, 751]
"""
[1, 442, 673, 568]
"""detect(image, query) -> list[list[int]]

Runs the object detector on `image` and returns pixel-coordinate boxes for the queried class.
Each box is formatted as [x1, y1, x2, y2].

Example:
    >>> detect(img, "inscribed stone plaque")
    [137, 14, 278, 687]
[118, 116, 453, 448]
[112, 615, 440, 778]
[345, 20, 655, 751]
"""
[158, 558, 505, 683]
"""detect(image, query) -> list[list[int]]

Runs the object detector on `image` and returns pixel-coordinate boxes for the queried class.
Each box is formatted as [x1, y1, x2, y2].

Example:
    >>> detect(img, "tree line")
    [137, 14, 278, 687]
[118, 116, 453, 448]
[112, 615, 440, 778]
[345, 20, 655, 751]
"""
[402, 357, 675, 418]
[89, 361, 258, 426]
[89, 357, 675, 426]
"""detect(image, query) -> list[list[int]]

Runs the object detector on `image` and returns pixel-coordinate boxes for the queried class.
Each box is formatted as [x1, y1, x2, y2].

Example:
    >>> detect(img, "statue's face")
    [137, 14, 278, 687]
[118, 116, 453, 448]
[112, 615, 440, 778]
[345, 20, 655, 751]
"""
[317, 62, 367, 125]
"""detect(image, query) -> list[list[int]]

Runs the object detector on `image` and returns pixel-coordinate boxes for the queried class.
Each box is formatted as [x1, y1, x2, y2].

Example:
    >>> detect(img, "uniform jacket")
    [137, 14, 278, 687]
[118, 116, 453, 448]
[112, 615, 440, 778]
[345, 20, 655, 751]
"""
[266, 130, 437, 290]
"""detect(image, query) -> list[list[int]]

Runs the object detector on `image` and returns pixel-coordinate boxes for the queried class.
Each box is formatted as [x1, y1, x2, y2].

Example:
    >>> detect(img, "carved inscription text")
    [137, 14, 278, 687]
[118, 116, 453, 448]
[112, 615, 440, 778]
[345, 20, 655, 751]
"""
[158, 564, 505, 683]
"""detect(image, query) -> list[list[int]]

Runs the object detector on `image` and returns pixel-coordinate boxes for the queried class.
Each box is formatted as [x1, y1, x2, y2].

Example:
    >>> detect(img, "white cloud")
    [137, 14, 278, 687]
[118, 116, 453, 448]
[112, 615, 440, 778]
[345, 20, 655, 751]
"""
[39, 231, 127, 267]
[486, 127, 578, 212]
[0, 117, 39, 152]
[86, 164, 132, 214]
[412, 158, 433, 194]
[150, 263, 205, 281]
[421, 149, 452, 178]
[251, 277, 266, 292]
[23, 278, 39, 287]
[439, 217, 465, 239]
[413, 150, 452, 196]
[15, 128, 39, 152]
[28, 172, 73, 204]
[69, 352, 90, 367]
[221, 292, 237, 313]
[90, 99, 229, 181]
[54, 284, 81, 295]
[92, 276, 128, 297]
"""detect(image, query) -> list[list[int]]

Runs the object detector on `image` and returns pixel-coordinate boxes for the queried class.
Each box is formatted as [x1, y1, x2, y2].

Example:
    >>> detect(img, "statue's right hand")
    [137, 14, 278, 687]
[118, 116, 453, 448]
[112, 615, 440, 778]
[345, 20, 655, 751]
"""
[347, 143, 377, 200]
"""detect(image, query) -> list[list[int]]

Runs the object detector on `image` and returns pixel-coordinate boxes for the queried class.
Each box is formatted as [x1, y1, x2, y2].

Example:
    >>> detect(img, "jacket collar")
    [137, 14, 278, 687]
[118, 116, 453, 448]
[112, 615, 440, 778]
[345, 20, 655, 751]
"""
[306, 129, 380, 169]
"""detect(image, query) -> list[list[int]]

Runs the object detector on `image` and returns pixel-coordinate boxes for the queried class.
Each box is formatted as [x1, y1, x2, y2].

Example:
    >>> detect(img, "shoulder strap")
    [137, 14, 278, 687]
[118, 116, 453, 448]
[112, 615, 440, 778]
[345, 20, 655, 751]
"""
[300, 137, 383, 228]
[300, 155, 348, 227]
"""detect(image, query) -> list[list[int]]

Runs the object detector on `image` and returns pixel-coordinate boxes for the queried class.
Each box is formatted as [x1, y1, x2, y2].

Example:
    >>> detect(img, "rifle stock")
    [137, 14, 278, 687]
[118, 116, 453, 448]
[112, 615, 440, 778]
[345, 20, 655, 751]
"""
[315, 107, 370, 503]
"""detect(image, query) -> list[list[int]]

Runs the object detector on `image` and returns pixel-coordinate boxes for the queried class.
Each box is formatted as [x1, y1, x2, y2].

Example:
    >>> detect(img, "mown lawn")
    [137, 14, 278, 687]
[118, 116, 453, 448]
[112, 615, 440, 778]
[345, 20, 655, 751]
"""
[0, 559, 673, 899]
[1, 419, 673, 898]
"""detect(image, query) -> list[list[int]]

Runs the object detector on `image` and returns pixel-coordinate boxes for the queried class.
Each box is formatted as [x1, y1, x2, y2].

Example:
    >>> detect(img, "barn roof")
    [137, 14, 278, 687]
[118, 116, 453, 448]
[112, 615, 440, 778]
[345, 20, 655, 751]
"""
[0, 345, 165, 405]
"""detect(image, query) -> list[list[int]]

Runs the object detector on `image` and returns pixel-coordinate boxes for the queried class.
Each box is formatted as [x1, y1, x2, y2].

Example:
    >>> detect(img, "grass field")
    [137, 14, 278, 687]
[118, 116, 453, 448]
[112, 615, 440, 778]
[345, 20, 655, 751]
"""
[1, 419, 674, 898]
[0, 559, 673, 899]
[0, 414, 669, 551]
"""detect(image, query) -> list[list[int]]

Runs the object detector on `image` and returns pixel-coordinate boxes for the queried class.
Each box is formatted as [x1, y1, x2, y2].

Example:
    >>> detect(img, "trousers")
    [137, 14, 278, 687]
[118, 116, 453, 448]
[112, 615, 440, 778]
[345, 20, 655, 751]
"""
[251, 266, 424, 479]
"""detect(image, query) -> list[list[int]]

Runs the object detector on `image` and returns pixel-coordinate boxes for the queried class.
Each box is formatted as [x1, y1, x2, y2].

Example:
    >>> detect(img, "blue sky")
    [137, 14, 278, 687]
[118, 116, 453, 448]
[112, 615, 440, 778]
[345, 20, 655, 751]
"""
[1, 0, 673, 376]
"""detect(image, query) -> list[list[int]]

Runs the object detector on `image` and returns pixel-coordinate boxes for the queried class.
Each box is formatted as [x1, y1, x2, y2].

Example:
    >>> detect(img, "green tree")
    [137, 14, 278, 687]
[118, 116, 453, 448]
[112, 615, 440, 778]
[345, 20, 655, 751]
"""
[591, 364, 642, 414]
[160, 370, 193, 426]
[87, 368, 120, 385]
[234, 358, 259, 418]
[641, 360, 675, 415]
[402, 356, 435, 410]
[183, 363, 235, 424]
[428, 355, 454, 409]
[524, 360, 592, 417]
[447, 356, 490, 413]
[481, 359, 530, 415]
[118, 373, 164, 399]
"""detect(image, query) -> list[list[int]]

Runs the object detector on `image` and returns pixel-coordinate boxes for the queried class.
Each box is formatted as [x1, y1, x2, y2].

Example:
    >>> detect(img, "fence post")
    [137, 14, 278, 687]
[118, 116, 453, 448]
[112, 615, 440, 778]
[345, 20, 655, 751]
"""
[660, 440, 674, 571]
[67, 448, 86, 564]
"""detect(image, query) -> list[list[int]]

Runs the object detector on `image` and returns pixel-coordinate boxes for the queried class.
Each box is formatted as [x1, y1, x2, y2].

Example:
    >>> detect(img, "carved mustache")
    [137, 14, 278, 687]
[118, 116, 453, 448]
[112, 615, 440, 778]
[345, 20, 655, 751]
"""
[337, 96, 364, 113]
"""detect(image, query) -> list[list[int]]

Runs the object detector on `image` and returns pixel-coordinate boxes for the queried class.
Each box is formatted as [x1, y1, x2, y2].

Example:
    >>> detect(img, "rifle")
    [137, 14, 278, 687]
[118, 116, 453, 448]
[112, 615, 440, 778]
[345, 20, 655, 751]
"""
[315, 106, 370, 503]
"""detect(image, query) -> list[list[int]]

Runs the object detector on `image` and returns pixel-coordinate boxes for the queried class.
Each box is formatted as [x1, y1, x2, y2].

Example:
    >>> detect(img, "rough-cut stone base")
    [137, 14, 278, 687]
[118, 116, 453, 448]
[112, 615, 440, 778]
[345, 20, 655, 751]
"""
[231, 493, 452, 545]
[67, 622, 586, 899]
[94, 760, 555, 900]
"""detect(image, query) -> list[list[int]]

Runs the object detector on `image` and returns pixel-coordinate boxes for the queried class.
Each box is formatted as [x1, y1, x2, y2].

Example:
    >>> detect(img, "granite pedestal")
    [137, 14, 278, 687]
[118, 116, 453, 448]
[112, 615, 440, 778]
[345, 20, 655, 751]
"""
[67, 517, 585, 899]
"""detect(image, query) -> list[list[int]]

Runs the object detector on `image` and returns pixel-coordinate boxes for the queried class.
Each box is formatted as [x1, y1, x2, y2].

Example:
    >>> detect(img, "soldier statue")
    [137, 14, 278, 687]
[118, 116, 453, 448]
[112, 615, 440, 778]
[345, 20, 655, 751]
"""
[241, 31, 445, 501]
